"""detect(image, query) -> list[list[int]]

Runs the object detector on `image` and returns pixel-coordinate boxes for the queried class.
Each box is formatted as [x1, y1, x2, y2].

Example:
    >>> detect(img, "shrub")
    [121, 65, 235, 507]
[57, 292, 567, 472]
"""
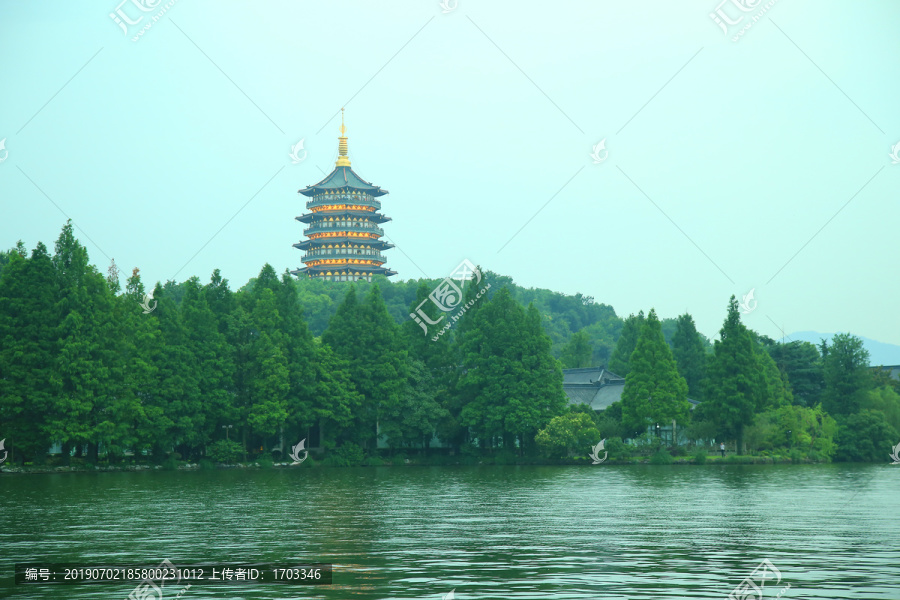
[257, 456, 274, 469]
[693, 449, 707, 465]
[161, 456, 178, 471]
[330, 442, 365, 467]
[605, 437, 629, 460]
[493, 451, 517, 466]
[198, 459, 216, 470]
[535, 413, 601, 458]
[207, 440, 243, 463]
[649, 449, 673, 465]
[460, 443, 480, 457]
[363, 456, 385, 466]
[669, 445, 688, 457]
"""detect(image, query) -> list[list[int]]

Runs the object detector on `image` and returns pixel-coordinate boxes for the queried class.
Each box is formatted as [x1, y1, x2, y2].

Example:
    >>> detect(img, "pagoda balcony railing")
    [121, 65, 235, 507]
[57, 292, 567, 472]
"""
[305, 196, 381, 211]
[302, 250, 386, 262]
[303, 223, 385, 236]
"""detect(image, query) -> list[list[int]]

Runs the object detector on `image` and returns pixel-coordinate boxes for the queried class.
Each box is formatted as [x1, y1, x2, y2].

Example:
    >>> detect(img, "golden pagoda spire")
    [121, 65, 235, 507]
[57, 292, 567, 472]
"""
[336, 107, 351, 167]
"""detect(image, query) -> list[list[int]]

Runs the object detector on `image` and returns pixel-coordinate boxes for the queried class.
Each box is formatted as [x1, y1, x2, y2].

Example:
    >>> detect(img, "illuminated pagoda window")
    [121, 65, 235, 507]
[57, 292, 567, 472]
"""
[291, 109, 396, 282]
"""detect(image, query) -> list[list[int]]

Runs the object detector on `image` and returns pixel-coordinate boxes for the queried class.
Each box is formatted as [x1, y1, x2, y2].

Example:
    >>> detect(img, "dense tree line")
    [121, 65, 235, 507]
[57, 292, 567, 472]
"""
[1, 224, 896, 465]
[587, 296, 900, 462]
[0, 224, 566, 464]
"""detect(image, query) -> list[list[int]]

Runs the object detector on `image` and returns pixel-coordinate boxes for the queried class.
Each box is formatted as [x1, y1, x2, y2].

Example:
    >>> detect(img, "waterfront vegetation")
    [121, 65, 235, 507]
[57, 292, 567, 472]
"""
[1, 222, 898, 470]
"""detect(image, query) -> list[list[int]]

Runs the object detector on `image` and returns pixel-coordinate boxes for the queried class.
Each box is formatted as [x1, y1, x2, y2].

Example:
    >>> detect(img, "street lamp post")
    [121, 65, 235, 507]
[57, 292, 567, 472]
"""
[222, 425, 233, 441]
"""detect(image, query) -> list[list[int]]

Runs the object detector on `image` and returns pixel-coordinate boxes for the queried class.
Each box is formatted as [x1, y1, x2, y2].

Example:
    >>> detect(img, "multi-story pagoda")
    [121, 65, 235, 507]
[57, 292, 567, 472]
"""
[292, 110, 395, 282]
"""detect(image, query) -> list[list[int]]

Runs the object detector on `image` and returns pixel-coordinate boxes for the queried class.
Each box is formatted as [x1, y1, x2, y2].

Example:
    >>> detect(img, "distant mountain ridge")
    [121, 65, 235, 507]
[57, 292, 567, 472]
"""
[786, 331, 900, 366]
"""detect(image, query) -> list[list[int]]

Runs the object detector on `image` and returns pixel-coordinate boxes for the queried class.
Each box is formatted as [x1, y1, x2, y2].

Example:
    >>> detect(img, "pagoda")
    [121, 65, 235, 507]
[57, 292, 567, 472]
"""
[292, 110, 396, 282]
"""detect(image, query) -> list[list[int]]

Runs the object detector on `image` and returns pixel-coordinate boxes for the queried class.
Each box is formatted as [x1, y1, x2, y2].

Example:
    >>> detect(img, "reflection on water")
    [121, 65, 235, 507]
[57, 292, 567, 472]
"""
[1, 464, 898, 599]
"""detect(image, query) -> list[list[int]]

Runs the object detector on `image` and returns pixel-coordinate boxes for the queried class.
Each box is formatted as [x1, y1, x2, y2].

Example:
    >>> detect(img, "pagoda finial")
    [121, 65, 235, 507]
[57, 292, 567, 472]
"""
[336, 107, 351, 167]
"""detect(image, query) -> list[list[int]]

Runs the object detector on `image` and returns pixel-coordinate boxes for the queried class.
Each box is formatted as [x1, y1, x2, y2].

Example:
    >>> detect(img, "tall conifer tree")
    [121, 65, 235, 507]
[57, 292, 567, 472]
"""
[608, 311, 645, 376]
[702, 296, 765, 453]
[620, 309, 690, 437]
[0, 243, 58, 462]
[671, 313, 707, 399]
[560, 330, 592, 368]
[822, 333, 871, 416]
[458, 288, 566, 453]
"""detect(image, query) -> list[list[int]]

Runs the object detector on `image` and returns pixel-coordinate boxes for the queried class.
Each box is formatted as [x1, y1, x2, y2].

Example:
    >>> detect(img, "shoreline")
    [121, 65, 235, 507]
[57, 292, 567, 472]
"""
[0, 455, 833, 475]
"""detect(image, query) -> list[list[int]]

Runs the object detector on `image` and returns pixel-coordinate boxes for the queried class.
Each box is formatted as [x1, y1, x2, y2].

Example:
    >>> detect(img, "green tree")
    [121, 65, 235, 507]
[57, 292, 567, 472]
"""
[0, 243, 59, 463]
[50, 222, 125, 463]
[402, 282, 459, 451]
[445, 270, 493, 452]
[756, 345, 793, 409]
[560, 330, 592, 368]
[148, 282, 199, 459]
[744, 404, 837, 460]
[822, 333, 871, 416]
[275, 271, 318, 448]
[246, 330, 290, 442]
[122, 268, 162, 459]
[93, 263, 161, 463]
[323, 285, 409, 449]
[403, 281, 448, 361]
[0, 241, 27, 280]
[766, 341, 823, 407]
[457, 289, 566, 453]
[182, 276, 234, 449]
[861, 386, 900, 433]
[244, 287, 290, 447]
[701, 296, 765, 453]
[671, 313, 707, 399]
[834, 410, 899, 462]
[620, 309, 690, 437]
[305, 338, 362, 448]
[535, 412, 600, 458]
[379, 358, 449, 451]
[608, 311, 644, 376]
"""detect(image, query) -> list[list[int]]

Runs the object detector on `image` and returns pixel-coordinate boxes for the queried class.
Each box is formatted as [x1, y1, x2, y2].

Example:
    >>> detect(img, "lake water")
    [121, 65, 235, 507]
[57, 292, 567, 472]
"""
[1, 464, 898, 599]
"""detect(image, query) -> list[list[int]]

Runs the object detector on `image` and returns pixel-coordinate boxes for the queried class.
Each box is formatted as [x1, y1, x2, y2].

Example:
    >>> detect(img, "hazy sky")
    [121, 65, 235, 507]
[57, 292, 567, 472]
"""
[1, 1, 898, 345]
